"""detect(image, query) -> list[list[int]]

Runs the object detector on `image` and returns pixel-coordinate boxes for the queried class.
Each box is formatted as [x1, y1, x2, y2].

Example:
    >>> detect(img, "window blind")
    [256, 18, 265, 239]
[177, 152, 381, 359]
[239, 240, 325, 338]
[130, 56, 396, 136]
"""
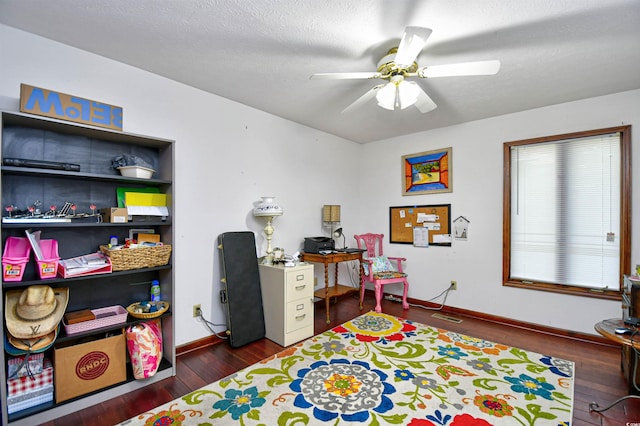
[510, 133, 621, 289]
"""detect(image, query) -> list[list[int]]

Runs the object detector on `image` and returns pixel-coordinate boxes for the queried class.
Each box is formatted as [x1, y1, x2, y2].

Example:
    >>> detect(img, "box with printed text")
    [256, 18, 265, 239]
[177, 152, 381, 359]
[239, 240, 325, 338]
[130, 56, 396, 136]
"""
[53, 331, 126, 402]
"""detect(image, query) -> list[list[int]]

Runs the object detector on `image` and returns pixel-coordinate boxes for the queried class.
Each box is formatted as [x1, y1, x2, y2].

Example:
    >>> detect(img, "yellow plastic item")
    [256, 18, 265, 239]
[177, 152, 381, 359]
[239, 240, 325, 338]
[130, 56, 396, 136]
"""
[124, 192, 167, 206]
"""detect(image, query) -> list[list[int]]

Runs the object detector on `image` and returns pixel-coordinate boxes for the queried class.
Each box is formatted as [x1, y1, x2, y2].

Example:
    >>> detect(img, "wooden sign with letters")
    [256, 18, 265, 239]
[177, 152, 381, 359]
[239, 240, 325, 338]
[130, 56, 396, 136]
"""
[20, 84, 123, 131]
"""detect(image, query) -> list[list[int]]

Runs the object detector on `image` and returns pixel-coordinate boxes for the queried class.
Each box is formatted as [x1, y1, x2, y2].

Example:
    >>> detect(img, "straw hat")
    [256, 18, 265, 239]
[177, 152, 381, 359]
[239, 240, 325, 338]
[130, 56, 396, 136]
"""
[5, 285, 69, 339]
[5, 325, 59, 356]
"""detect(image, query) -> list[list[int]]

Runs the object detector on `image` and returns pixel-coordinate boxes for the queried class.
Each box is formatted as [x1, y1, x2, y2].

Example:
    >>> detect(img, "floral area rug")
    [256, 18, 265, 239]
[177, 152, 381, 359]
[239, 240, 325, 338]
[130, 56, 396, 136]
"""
[120, 312, 574, 425]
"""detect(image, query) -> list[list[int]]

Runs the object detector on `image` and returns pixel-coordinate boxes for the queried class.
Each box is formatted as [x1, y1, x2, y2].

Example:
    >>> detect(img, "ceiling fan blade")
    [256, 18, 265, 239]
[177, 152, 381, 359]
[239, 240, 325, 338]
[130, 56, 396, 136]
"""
[394, 26, 432, 67]
[418, 60, 501, 78]
[310, 72, 380, 80]
[341, 84, 385, 114]
[414, 86, 437, 113]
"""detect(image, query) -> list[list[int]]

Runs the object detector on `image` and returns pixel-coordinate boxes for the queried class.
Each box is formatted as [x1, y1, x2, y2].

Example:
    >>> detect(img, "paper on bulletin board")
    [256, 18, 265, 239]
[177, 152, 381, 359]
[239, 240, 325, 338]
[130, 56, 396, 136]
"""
[417, 213, 439, 223]
[413, 227, 429, 247]
[433, 234, 452, 244]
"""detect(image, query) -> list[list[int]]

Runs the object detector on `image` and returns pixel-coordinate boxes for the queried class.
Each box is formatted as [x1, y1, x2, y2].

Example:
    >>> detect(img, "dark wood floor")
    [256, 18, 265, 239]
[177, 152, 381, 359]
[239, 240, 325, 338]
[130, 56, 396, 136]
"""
[42, 293, 640, 425]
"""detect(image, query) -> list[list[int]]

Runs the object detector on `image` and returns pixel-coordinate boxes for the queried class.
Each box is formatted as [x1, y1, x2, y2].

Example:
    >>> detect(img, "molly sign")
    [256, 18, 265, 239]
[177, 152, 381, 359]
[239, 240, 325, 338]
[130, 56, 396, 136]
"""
[20, 84, 123, 131]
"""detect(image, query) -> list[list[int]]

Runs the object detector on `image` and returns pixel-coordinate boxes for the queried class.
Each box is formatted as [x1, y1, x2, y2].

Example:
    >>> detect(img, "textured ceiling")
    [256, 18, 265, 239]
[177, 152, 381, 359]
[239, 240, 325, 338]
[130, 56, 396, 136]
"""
[1, 0, 639, 143]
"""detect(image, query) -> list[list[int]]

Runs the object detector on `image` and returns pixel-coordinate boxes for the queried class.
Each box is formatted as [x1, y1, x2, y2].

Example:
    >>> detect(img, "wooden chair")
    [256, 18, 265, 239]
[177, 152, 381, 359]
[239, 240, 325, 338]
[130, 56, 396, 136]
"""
[353, 233, 409, 313]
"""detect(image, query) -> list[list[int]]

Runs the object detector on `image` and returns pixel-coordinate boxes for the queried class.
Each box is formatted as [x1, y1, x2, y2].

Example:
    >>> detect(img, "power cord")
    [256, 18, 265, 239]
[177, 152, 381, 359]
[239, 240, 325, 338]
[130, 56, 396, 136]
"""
[384, 282, 454, 311]
[195, 307, 228, 340]
[589, 326, 640, 413]
[348, 260, 361, 288]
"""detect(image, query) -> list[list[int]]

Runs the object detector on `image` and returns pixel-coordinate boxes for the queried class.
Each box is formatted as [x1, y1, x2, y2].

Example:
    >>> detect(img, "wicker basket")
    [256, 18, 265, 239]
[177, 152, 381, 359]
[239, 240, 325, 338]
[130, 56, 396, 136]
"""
[100, 244, 172, 271]
[127, 301, 170, 319]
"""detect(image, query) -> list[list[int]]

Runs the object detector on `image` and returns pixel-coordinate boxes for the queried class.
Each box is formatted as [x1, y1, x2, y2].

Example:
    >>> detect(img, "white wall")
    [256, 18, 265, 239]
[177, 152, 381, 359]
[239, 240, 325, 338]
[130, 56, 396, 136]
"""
[1, 24, 637, 343]
[358, 90, 640, 334]
[0, 25, 362, 346]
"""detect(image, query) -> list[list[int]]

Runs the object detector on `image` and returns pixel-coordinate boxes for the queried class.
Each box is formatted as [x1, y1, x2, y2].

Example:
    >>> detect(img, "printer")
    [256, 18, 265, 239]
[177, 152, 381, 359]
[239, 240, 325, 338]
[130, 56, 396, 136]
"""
[303, 237, 334, 254]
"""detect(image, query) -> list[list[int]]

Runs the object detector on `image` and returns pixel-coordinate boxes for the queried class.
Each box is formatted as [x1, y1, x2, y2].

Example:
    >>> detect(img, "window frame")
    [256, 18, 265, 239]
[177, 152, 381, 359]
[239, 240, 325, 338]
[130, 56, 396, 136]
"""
[502, 125, 631, 300]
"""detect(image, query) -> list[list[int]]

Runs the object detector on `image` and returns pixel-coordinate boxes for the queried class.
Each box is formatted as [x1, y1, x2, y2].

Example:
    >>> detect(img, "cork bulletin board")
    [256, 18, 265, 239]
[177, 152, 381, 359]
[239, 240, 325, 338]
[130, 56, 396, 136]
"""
[389, 204, 451, 246]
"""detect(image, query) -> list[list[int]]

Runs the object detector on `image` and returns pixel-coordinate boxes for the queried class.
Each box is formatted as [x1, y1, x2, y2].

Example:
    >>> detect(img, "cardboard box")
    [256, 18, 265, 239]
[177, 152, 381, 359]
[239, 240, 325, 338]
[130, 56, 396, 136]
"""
[101, 207, 128, 223]
[138, 233, 161, 243]
[54, 332, 126, 403]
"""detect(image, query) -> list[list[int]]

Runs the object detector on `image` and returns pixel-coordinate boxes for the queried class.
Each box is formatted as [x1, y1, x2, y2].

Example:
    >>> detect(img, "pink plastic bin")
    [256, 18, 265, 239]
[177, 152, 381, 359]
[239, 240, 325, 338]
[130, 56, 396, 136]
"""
[37, 239, 60, 280]
[2, 237, 32, 282]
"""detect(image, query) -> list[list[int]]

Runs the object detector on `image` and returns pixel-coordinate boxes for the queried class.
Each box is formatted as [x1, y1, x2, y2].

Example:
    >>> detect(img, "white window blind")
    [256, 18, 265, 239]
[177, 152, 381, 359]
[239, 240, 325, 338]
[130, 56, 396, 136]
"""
[510, 133, 621, 289]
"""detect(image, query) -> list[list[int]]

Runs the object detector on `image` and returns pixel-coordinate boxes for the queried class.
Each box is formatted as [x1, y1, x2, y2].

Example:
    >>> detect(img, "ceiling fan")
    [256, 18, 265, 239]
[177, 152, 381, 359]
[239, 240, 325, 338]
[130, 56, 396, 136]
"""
[310, 26, 501, 114]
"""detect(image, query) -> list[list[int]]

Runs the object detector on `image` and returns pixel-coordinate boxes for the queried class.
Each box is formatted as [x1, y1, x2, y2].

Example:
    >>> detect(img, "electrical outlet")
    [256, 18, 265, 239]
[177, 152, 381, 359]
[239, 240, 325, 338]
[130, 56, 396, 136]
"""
[450, 280, 457, 290]
[193, 304, 201, 317]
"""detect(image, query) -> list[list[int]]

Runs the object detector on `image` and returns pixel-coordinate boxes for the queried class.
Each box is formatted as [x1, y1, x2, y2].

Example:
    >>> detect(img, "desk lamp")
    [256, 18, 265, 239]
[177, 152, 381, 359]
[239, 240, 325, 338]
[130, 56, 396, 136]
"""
[253, 197, 284, 263]
[333, 228, 346, 250]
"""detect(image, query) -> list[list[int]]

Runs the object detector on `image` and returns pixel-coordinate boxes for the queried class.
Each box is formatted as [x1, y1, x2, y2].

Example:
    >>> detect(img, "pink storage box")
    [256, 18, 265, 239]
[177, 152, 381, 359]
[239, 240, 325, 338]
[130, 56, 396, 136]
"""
[36, 239, 60, 280]
[62, 305, 128, 335]
[2, 236, 31, 282]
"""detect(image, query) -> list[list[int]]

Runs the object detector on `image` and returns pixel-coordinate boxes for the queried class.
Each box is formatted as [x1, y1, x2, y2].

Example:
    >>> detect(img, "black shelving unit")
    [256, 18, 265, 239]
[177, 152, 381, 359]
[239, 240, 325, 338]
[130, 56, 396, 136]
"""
[0, 110, 176, 425]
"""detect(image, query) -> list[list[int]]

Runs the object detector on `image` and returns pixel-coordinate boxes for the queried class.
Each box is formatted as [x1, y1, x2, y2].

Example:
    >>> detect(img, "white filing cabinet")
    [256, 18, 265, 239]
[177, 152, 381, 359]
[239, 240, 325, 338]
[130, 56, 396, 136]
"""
[259, 263, 314, 346]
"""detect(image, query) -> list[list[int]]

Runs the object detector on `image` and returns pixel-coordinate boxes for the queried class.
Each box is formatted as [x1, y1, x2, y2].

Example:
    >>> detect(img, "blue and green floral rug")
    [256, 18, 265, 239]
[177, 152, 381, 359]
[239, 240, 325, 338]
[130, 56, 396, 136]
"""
[121, 312, 574, 425]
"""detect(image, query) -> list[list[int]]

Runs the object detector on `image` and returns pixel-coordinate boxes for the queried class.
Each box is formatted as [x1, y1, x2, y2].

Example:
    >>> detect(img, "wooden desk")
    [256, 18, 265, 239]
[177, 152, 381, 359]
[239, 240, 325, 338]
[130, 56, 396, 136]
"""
[594, 319, 640, 395]
[301, 251, 363, 323]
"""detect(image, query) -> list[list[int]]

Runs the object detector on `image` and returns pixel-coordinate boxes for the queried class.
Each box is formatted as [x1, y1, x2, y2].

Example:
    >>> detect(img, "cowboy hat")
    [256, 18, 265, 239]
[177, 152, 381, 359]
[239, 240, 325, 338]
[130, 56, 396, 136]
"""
[5, 285, 68, 339]
[4, 324, 59, 356]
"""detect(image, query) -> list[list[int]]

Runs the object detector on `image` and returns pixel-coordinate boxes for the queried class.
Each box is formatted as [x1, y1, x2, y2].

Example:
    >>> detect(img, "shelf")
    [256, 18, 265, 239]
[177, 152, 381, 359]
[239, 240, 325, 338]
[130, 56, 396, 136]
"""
[2, 110, 173, 148]
[55, 311, 172, 344]
[1, 219, 171, 229]
[2, 264, 171, 289]
[7, 358, 174, 424]
[314, 284, 358, 299]
[1, 165, 171, 185]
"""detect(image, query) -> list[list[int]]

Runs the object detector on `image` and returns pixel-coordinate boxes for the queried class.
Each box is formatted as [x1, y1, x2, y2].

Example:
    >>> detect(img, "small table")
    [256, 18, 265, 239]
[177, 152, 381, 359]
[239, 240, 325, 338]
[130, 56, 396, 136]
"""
[301, 251, 363, 323]
[591, 319, 640, 412]
[594, 319, 640, 350]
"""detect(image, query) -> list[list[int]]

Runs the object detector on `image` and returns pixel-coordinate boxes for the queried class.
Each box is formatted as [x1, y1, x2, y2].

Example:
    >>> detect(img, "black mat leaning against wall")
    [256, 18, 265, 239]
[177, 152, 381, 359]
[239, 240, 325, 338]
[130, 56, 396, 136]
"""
[217, 231, 266, 347]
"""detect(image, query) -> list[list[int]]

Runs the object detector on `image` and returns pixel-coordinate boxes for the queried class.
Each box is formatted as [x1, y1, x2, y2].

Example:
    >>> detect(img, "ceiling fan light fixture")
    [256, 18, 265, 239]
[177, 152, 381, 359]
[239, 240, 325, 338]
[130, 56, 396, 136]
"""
[376, 82, 397, 110]
[398, 81, 419, 109]
[376, 76, 419, 111]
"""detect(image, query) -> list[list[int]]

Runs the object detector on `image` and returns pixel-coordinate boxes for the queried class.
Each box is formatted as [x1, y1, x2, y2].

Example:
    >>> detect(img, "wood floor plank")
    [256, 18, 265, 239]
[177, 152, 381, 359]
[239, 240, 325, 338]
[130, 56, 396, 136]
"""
[38, 293, 640, 425]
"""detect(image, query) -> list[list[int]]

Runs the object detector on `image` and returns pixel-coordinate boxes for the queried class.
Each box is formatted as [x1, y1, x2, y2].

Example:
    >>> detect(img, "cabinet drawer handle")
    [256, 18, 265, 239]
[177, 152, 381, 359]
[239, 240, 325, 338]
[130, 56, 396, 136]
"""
[295, 285, 306, 290]
[296, 274, 305, 281]
[295, 314, 306, 320]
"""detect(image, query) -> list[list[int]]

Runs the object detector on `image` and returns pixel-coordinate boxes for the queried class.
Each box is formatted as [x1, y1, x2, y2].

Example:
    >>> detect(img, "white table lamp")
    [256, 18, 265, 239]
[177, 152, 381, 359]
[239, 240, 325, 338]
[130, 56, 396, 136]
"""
[253, 197, 284, 261]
